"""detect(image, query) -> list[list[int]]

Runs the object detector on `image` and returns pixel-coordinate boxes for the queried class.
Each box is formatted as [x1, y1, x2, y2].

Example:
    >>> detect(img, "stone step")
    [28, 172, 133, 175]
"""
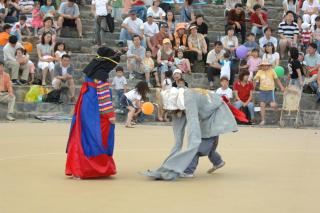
[0, 101, 319, 127]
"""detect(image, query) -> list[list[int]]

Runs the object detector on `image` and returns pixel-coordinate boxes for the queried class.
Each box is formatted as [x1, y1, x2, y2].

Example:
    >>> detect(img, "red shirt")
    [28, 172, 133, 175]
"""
[233, 80, 254, 102]
[250, 12, 267, 26]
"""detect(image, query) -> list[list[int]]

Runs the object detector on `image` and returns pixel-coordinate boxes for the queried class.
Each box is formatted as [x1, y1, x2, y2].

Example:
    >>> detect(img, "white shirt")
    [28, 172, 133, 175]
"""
[123, 17, 143, 35]
[259, 36, 278, 49]
[216, 87, 233, 99]
[220, 60, 231, 80]
[162, 78, 173, 90]
[206, 49, 226, 64]
[92, 0, 109, 16]
[262, 52, 280, 66]
[141, 21, 159, 37]
[302, 0, 318, 13]
[125, 89, 141, 102]
[61, 66, 68, 76]
[147, 7, 166, 19]
[112, 76, 127, 90]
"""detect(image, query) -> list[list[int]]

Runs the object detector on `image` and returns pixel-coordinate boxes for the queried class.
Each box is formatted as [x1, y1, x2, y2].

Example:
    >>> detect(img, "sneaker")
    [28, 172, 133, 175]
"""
[115, 109, 124, 114]
[259, 120, 265, 126]
[6, 114, 15, 121]
[118, 41, 124, 47]
[19, 80, 27, 85]
[207, 161, 225, 174]
[179, 173, 195, 178]
[129, 73, 135, 80]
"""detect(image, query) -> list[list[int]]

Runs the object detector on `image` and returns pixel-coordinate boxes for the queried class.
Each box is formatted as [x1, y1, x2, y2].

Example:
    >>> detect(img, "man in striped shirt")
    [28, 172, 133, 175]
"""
[278, 11, 299, 58]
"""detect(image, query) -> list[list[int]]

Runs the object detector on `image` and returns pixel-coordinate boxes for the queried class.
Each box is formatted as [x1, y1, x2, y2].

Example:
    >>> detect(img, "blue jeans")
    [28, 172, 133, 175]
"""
[310, 80, 320, 102]
[184, 136, 222, 174]
[233, 101, 255, 120]
[114, 89, 124, 109]
[315, 40, 320, 54]
[130, 5, 147, 22]
[251, 26, 266, 37]
[119, 29, 133, 43]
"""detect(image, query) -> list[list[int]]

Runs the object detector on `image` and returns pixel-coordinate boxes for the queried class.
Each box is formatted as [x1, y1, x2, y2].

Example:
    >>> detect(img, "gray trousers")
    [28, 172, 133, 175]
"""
[94, 16, 108, 45]
[0, 92, 15, 114]
[5, 61, 29, 81]
[184, 136, 222, 174]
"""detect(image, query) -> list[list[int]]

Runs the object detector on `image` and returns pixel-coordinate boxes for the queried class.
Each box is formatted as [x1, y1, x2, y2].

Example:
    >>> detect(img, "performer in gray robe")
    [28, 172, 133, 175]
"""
[143, 88, 238, 180]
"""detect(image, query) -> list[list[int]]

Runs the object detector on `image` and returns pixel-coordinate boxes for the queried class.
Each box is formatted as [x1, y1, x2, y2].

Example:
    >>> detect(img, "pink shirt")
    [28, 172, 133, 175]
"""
[247, 57, 262, 73]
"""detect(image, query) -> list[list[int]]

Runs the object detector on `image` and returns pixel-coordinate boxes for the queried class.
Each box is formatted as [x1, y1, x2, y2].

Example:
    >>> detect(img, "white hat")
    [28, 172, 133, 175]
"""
[301, 22, 311, 30]
[173, 69, 182, 75]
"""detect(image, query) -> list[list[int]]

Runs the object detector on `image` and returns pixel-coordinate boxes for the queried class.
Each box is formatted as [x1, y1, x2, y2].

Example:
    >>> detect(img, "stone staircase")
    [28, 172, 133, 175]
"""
[1, 0, 320, 128]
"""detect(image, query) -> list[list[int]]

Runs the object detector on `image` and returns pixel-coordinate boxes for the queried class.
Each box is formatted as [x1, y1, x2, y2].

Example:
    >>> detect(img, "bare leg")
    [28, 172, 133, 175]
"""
[260, 102, 266, 125]
[76, 18, 83, 37]
[42, 68, 48, 86]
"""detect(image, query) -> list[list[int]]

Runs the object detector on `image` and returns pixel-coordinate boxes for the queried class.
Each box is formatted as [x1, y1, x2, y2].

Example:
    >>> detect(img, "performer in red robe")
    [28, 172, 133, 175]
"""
[65, 47, 123, 179]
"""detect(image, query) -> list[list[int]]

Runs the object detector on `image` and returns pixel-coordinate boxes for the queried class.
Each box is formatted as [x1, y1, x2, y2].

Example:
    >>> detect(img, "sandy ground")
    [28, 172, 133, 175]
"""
[0, 123, 320, 213]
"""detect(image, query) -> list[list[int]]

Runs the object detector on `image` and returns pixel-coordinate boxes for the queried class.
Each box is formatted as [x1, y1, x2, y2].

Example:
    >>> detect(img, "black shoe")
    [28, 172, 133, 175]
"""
[11, 79, 19, 85]
[118, 41, 124, 47]
[19, 80, 27, 85]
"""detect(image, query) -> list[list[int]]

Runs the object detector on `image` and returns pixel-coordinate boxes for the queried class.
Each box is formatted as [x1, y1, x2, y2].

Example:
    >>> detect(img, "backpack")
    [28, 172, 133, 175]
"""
[42, 89, 62, 103]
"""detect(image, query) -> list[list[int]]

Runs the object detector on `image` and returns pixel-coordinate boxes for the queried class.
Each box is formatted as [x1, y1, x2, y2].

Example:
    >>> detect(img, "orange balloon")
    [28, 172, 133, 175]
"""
[23, 42, 33, 53]
[142, 102, 154, 115]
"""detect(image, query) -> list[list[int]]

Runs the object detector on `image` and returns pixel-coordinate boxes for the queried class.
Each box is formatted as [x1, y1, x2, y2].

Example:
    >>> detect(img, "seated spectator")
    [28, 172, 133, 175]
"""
[216, 76, 233, 99]
[37, 32, 55, 86]
[6, 0, 20, 23]
[206, 41, 226, 90]
[91, 0, 110, 46]
[278, 11, 299, 58]
[172, 23, 187, 50]
[172, 68, 188, 88]
[301, 22, 312, 52]
[0, 61, 15, 121]
[40, 0, 56, 18]
[54, 42, 68, 63]
[174, 0, 195, 23]
[0, 0, 8, 24]
[11, 15, 32, 42]
[225, 0, 241, 12]
[288, 47, 305, 88]
[250, 4, 268, 37]
[253, 60, 285, 126]
[141, 13, 159, 46]
[246, 0, 264, 14]
[244, 33, 259, 52]
[0, 24, 12, 48]
[221, 26, 238, 54]
[157, 38, 175, 83]
[226, 3, 246, 43]
[174, 48, 191, 74]
[192, 14, 209, 49]
[119, 9, 143, 47]
[57, 0, 83, 38]
[131, 0, 147, 22]
[187, 24, 207, 62]
[147, 0, 166, 23]
[15, 47, 35, 84]
[262, 42, 280, 67]
[301, 0, 318, 26]
[142, 50, 160, 87]
[246, 48, 262, 80]
[312, 16, 320, 53]
[233, 70, 255, 123]
[3, 35, 29, 85]
[309, 68, 320, 103]
[304, 43, 320, 82]
[282, 0, 299, 15]
[37, 17, 57, 43]
[259, 27, 278, 50]
[52, 54, 75, 102]
[18, 0, 34, 16]
[165, 10, 176, 39]
[148, 22, 169, 57]
[31, 1, 43, 36]
[127, 35, 146, 80]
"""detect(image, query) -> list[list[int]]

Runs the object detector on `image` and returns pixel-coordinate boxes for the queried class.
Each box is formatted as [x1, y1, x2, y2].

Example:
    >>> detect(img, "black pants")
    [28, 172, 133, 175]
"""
[207, 67, 221, 83]
[225, 23, 246, 44]
[207, 59, 238, 86]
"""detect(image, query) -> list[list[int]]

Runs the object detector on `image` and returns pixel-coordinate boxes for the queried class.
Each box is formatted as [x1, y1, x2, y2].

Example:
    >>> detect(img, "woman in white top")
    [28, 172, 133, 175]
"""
[147, 0, 165, 23]
[37, 32, 55, 86]
[302, 0, 319, 26]
[221, 26, 238, 56]
[282, 0, 299, 15]
[262, 42, 280, 67]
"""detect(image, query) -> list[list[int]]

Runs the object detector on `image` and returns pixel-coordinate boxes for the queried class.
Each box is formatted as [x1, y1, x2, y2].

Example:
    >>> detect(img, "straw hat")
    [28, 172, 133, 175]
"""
[258, 60, 272, 67]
